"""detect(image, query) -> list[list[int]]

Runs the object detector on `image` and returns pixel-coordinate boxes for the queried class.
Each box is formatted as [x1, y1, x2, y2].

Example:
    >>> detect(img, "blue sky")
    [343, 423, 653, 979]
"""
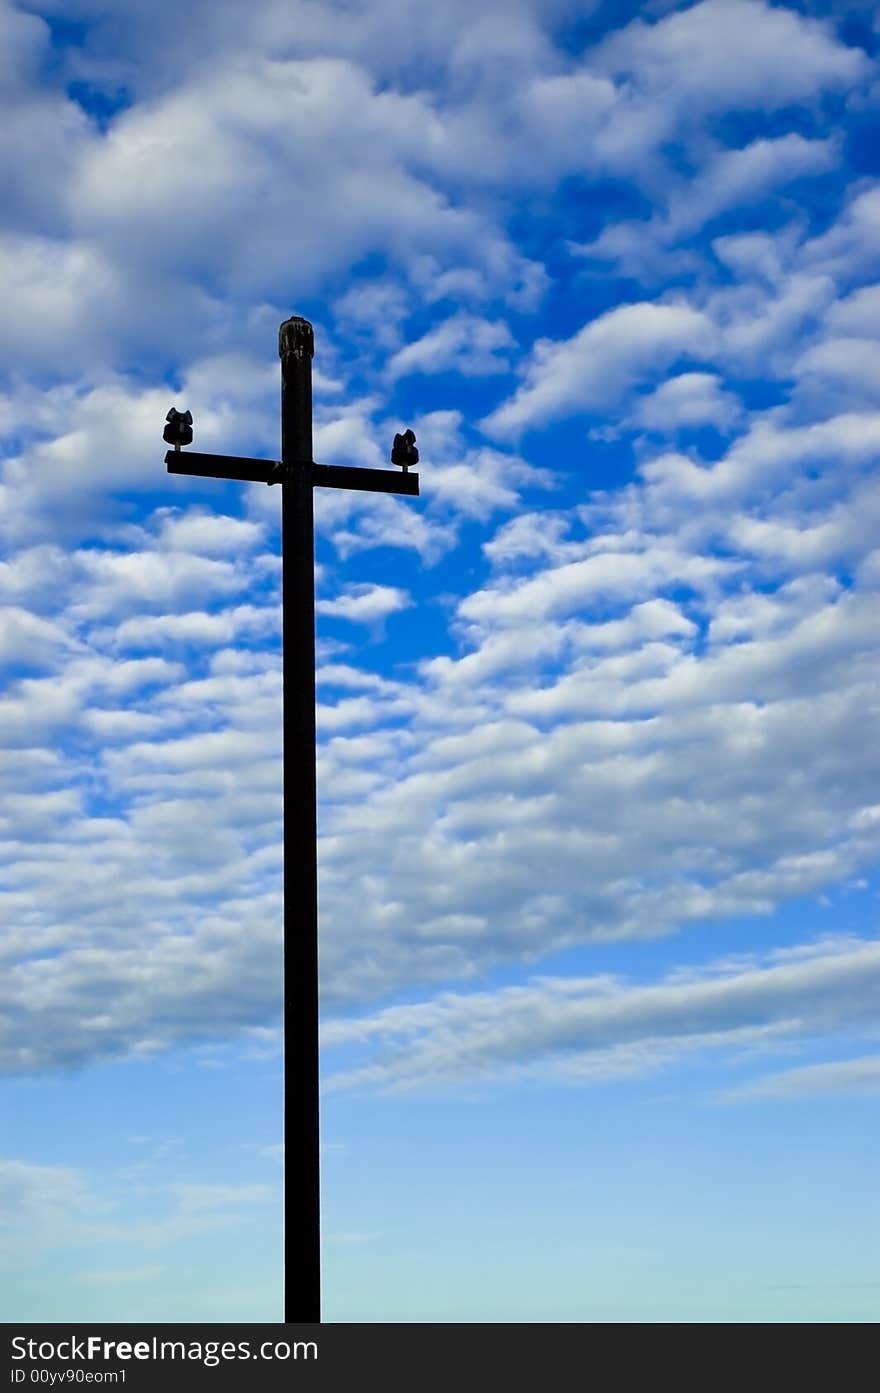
[1, 0, 879, 1323]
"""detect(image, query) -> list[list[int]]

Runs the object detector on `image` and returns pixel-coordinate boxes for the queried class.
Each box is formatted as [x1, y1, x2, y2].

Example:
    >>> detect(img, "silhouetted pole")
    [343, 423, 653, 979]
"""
[163, 317, 420, 1324]
[280, 317, 320, 1323]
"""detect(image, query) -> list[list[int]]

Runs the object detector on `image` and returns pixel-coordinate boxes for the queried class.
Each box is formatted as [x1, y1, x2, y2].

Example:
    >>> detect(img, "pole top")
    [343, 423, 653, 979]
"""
[279, 316, 314, 360]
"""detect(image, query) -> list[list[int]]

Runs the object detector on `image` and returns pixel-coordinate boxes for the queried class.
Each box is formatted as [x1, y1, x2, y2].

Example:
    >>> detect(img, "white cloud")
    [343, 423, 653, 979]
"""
[0, 8, 92, 236]
[0, 378, 240, 547]
[483, 301, 717, 436]
[711, 227, 797, 286]
[725, 1054, 880, 1100]
[705, 271, 837, 376]
[0, 606, 83, 669]
[668, 135, 840, 236]
[70, 549, 248, 618]
[0, 0, 868, 398]
[726, 477, 880, 571]
[574, 135, 840, 274]
[322, 936, 880, 1092]
[706, 574, 842, 645]
[172, 1182, 274, 1214]
[424, 445, 554, 522]
[628, 372, 743, 434]
[800, 183, 880, 282]
[824, 282, 880, 337]
[107, 605, 279, 652]
[636, 411, 880, 517]
[792, 338, 880, 404]
[506, 589, 877, 718]
[387, 313, 515, 379]
[0, 1153, 280, 1270]
[0, 235, 125, 376]
[0, 0, 878, 1099]
[316, 488, 457, 564]
[0, 1159, 91, 1255]
[458, 541, 734, 628]
[515, 68, 619, 175]
[315, 582, 412, 624]
[69, 52, 541, 312]
[593, 0, 868, 118]
[482, 511, 577, 569]
[156, 509, 265, 557]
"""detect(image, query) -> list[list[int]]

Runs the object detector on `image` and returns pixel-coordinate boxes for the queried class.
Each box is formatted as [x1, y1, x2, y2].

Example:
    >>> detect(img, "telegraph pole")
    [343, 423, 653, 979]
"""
[163, 317, 420, 1324]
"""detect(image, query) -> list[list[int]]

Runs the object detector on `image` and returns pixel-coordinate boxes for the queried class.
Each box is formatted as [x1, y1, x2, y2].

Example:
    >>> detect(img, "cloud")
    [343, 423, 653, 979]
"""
[483, 301, 716, 436]
[106, 605, 280, 653]
[69, 51, 542, 314]
[9, 630, 876, 1073]
[0, 0, 868, 395]
[634, 411, 880, 525]
[0, 378, 232, 546]
[458, 539, 734, 627]
[0, 1159, 91, 1256]
[322, 936, 880, 1093]
[668, 135, 840, 236]
[824, 283, 880, 337]
[0, 7, 93, 237]
[0, 1154, 280, 1270]
[172, 1182, 274, 1214]
[792, 338, 880, 405]
[0, 0, 878, 1099]
[574, 135, 841, 274]
[71, 549, 249, 618]
[705, 271, 837, 377]
[482, 511, 577, 569]
[0, 234, 125, 376]
[0, 898, 285, 1073]
[725, 1054, 880, 1101]
[316, 582, 412, 624]
[800, 183, 880, 282]
[0, 606, 84, 670]
[627, 373, 744, 435]
[505, 589, 877, 717]
[592, 0, 868, 119]
[3, 352, 878, 1075]
[156, 509, 265, 557]
[5, 332, 878, 1067]
[387, 313, 515, 379]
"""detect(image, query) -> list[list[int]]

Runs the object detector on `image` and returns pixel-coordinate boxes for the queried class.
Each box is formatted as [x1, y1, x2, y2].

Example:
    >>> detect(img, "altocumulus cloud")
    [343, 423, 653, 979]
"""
[321, 936, 880, 1094]
[0, 0, 877, 1113]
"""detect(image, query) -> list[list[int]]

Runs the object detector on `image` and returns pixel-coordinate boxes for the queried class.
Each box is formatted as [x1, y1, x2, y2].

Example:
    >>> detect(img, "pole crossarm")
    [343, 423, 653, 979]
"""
[166, 449, 419, 496]
[311, 462, 419, 496]
[165, 450, 276, 483]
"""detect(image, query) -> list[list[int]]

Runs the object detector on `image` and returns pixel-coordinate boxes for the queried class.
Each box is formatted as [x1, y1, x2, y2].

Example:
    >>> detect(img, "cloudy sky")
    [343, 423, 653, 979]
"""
[2, 0, 879, 1323]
